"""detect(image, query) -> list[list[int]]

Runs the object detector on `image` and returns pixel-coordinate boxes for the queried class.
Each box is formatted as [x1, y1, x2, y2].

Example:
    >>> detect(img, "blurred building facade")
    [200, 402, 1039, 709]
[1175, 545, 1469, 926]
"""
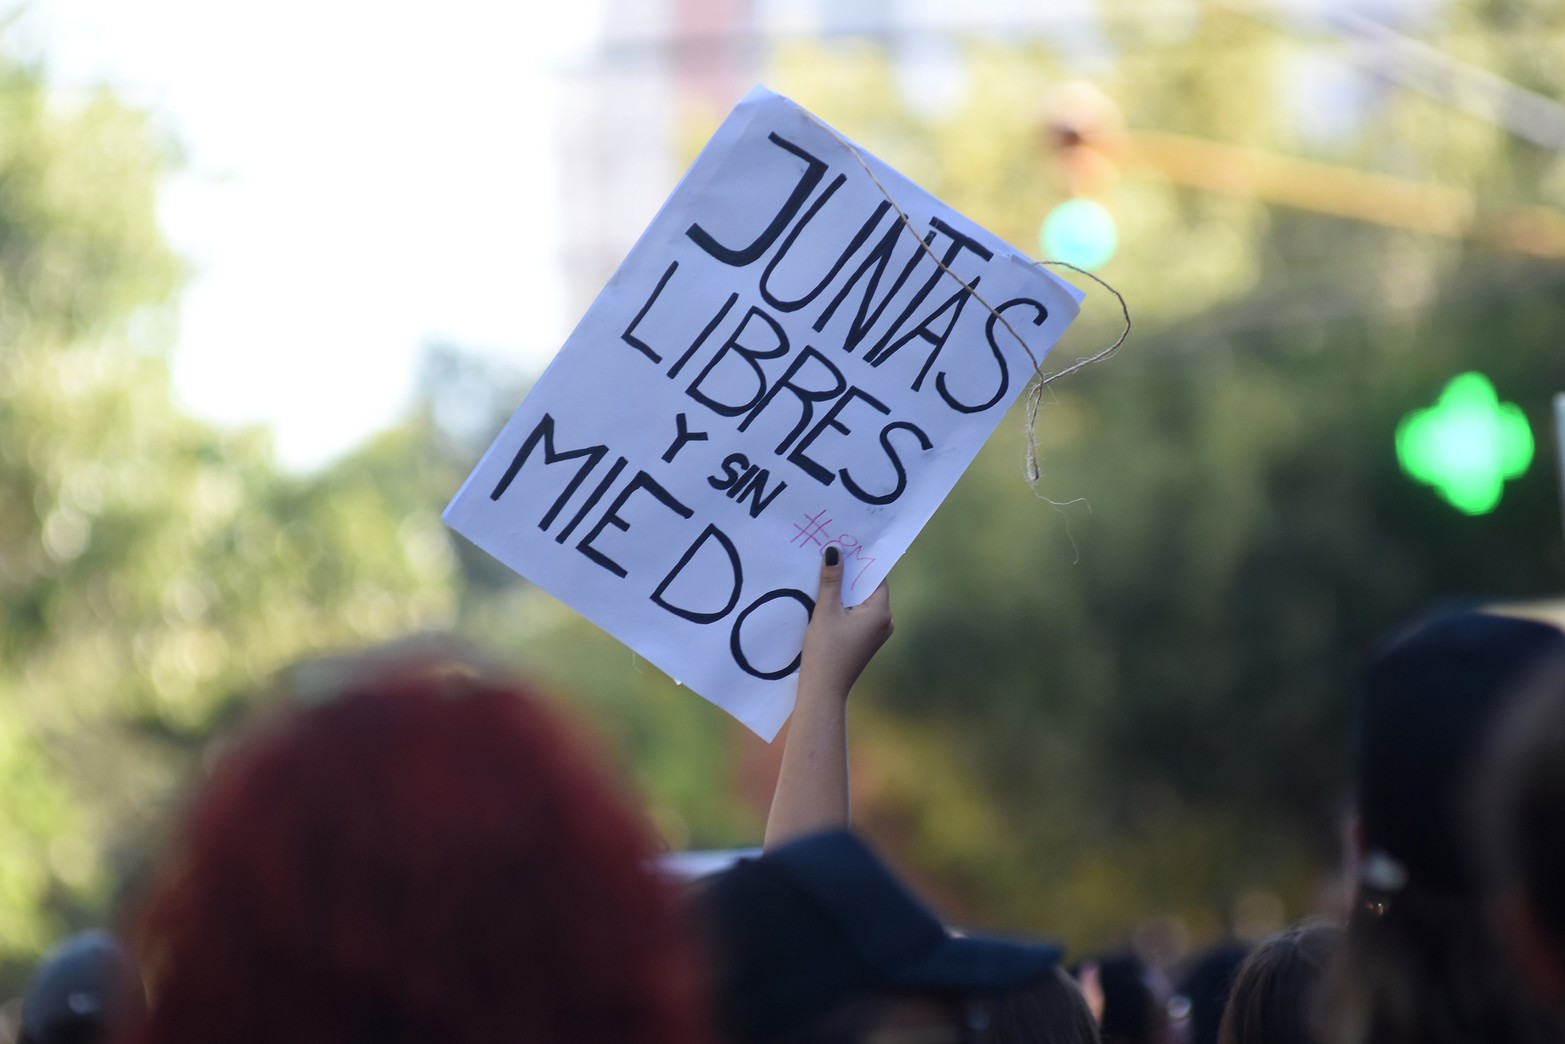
[557, 0, 758, 321]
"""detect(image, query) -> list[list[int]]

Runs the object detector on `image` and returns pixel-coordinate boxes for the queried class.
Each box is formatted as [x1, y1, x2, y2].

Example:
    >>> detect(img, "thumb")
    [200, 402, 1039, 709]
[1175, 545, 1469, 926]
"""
[817, 545, 844, 608]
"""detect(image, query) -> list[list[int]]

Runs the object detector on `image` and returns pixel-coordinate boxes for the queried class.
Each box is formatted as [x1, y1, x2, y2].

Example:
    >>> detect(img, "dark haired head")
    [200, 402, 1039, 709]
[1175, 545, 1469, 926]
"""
[19, 931, 144, 1044]
[1217, 923, 1339, 1044]
[978, 967, 1101, 1044]
[1478, 650, 1565, 1006]
[1356, 610, 1565, 893]
[1176, 944, 1249, 1044]
[1337, 610, 1565, 1044]
[1090, 954, 1167, 1044]
[130, 645, 708, 1044]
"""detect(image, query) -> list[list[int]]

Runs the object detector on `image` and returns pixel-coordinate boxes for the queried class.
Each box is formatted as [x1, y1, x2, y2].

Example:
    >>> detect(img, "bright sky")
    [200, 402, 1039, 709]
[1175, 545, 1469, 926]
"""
[13, 0, 603, 471]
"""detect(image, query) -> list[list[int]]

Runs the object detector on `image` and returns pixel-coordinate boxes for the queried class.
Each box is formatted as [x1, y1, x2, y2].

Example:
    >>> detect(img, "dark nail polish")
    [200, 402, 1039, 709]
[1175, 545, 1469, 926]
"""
[824, 546, 839, 566]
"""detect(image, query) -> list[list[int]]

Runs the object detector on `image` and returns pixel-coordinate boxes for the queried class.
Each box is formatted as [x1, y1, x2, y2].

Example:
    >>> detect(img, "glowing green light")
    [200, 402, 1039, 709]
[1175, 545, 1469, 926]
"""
[1040, 199, 1118, 271]
[1396, 372, 1533, 515]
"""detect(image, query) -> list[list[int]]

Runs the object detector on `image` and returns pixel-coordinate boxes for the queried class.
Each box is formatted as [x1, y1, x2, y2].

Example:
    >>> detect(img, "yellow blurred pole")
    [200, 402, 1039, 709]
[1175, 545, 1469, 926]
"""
[1125, 131, 1565, 259]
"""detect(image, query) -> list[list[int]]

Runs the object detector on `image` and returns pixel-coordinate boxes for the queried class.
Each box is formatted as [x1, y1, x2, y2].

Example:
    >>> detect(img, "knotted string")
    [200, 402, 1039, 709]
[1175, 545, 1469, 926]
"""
[800, 111, 1133, 486]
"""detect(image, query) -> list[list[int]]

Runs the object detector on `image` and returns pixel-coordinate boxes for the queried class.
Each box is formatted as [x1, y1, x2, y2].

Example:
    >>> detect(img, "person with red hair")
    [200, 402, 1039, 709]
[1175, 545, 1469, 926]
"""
[129, 642, 709, 1044]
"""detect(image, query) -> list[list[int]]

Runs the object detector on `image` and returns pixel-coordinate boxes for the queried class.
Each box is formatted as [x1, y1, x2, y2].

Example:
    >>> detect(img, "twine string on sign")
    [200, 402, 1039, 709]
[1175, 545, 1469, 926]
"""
[1024, 260, 1132, 483]
[798, 111, 1133, 486]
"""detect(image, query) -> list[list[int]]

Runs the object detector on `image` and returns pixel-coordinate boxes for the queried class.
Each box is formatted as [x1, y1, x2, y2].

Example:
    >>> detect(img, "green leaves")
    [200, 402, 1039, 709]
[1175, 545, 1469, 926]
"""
[0, 40, 457, 970]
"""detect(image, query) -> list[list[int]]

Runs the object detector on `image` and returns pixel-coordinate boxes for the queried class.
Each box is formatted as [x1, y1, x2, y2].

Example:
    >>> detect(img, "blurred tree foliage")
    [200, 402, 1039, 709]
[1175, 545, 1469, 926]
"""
[745, 0, 1565, 948]
[0, 43, 456, 975]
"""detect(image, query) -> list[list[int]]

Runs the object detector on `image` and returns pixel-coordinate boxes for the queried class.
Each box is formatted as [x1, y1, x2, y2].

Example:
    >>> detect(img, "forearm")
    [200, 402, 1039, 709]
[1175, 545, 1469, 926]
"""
[764, 677, 850, 850]
[761, 550, 890, 851]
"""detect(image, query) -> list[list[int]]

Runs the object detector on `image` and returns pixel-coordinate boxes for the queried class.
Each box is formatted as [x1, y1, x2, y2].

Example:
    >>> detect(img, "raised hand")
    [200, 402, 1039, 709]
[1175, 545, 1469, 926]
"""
[763, 546, 893, 850]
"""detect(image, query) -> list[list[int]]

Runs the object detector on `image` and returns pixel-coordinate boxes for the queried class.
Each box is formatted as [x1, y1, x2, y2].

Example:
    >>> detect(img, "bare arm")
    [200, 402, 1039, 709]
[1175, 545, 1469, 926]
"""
[763, 546, 893, 850]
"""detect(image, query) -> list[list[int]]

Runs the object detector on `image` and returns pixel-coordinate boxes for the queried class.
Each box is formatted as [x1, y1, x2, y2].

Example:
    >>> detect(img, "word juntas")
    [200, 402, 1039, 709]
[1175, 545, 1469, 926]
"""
[620, 131, 1051, 508]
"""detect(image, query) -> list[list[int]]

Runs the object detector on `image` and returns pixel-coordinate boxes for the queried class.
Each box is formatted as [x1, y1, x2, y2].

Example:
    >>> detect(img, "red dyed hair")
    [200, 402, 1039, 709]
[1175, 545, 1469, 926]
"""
[131, 648, 708, 1044]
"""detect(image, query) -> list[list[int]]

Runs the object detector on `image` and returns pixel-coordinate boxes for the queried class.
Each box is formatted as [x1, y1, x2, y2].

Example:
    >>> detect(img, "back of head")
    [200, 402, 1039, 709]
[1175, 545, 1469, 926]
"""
[1478, 651, 1565, 1007]
[1217, 924, 1339, 1044]
[978, 967, 1100, 1044]
[19, 931, 143, 1044]
[1091, 954, 1166, 1044]
[1356, 610, 1565, 894]
[1176, 944, 1249, 1044]
[132, 647, 707, 1044]
[1341, 610, 1565, 1044]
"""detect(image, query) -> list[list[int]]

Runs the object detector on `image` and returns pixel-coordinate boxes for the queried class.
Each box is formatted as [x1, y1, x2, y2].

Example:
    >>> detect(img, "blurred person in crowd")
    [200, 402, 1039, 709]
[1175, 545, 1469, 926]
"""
[700, 550, 1067, 1044]
[699, 829, 1063, 1044]
[1175, 943, 1249, 1044]
[1476, 649, 1565, 1009]
[977, 967, 1101, 1044]
[1216, 923, 1339, 1044]
[1332, 609, 1565, 1044]
[1084, 954, 1172, 1044]
[127, 641, 709, 1044]
[17, 931, 143, 1044]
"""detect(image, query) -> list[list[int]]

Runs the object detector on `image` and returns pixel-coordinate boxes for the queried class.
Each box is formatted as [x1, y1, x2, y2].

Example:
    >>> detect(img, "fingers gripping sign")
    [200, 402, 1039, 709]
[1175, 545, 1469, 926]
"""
[802, 545, 893, 703]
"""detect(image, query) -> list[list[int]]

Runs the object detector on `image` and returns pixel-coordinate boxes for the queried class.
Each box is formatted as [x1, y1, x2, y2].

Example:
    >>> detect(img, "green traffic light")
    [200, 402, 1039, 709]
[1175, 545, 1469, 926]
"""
[1395, 372, 1533, 515]
[1040, 199, 1118, 271]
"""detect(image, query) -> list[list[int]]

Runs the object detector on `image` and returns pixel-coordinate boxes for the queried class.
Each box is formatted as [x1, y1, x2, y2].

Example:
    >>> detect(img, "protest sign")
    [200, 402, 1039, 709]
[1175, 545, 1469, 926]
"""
[444, 86, 1083, 739]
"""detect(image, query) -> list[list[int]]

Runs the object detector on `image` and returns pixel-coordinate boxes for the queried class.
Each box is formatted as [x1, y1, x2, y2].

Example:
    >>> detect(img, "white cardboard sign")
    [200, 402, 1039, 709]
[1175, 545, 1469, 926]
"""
[444, 87, 1083, 739]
